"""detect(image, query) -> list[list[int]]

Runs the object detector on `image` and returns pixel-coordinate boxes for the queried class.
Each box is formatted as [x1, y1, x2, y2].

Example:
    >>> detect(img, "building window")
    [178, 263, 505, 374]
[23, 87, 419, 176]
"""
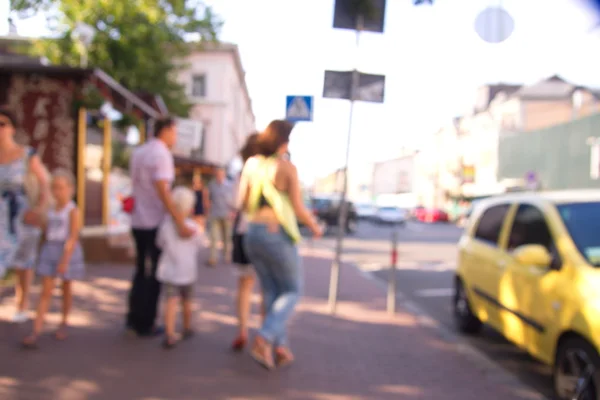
[191, 74, 206, 98]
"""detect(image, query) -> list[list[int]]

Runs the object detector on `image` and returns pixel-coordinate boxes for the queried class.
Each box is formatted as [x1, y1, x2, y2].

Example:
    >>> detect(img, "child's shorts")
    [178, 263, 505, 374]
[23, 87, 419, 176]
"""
[164, 283, 193, 300]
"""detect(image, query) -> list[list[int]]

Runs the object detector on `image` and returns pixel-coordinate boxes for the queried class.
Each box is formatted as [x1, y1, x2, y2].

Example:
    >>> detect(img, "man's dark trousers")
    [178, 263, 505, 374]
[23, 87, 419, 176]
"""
[126, 228, 162, 335]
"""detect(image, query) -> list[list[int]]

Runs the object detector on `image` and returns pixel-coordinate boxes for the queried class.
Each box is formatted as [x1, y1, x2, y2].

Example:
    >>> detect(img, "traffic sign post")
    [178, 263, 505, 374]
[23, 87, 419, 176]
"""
[285, 95, 313, 123]
[327, 0, 387, 316]
[387, 227, 398, 315]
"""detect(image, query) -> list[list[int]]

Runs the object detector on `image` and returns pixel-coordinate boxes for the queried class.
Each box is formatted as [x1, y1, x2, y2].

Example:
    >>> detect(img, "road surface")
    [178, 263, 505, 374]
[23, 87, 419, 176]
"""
[310, 220, 555, 400]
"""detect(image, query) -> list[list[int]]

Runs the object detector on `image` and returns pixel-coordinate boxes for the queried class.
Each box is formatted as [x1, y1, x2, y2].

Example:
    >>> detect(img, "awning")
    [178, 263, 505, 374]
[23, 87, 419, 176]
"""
[0, 63, 160, 120]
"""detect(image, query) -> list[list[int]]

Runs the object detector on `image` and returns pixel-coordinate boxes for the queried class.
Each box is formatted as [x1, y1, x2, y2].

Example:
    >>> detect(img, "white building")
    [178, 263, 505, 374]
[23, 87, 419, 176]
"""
[371, 154, 418, 208]
[176, 42, 256, 169]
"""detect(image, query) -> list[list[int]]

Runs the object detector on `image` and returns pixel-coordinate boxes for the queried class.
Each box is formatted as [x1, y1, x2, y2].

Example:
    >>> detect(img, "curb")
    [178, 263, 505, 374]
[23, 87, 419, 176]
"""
[300, 244, 548, 400]
[353, 262, 549, 400]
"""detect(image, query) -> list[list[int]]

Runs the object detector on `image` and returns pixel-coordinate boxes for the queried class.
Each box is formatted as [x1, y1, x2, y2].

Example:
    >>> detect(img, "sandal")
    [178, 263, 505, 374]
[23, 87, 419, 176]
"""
[275, 347, 295, 368]
[231, 336, 247, 352]
[162, 336, 179, 350]
[183, 330, 194, 340]
[250, 336, 274, 370]
[55, 325, 68, 341]
[21, 334, 39, 349]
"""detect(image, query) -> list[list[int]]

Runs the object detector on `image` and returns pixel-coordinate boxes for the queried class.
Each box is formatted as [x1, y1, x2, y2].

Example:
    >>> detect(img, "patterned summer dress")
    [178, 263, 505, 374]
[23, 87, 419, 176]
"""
[0, 147, 41, 276]
[37, 201, 85, 281]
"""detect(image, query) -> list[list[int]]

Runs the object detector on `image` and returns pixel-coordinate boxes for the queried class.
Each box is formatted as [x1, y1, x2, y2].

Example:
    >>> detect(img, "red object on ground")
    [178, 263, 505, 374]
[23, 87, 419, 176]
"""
[122, 196, 135, 214]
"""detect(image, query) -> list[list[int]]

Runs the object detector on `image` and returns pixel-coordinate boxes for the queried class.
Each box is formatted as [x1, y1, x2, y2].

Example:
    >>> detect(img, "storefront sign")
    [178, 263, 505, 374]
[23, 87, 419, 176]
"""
[6, 74, 76, 172]
[462, 165, 475, 184]
[173, 118, 203, 158]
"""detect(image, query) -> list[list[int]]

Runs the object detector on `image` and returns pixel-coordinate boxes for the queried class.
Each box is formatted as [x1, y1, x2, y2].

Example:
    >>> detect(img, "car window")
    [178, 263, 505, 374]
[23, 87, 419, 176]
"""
[507, 204, 561, 269]
[557, 201, 600, 267]
[473, 204, 510, 245]
[507, 204, 551, 250]
[312, 198, 331, 209]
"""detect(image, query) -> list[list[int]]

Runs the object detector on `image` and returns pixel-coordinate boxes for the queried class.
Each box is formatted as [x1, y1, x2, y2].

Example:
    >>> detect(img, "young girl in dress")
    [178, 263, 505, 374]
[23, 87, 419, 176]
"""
[22, 169, 84, 348]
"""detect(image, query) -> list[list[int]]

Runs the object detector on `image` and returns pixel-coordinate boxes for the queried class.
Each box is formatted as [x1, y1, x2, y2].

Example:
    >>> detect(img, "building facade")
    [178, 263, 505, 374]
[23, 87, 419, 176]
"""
[312, 163, 374, 203]
[498, 113, 600, 190]
[418, 76, 600, 205]
[176, 42, 256, 170]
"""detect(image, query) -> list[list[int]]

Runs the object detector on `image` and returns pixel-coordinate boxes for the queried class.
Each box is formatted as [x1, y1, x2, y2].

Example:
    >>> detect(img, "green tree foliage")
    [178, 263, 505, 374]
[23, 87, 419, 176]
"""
[10, 0, 223, 117]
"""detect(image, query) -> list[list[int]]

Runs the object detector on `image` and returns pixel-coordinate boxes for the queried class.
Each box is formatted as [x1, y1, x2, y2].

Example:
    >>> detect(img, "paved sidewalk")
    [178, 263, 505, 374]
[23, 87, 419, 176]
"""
[0, 247, 544, 400]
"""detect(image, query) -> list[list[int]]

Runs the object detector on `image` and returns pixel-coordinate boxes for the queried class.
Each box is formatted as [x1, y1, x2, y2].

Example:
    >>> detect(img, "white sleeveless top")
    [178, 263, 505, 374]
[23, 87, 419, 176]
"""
[46, 201, 76, 241]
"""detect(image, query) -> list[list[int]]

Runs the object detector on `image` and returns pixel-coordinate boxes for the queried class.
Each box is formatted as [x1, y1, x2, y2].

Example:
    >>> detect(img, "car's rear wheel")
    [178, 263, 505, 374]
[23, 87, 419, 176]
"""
[453, 278, 482, 334]
[554, 336, 600, 400]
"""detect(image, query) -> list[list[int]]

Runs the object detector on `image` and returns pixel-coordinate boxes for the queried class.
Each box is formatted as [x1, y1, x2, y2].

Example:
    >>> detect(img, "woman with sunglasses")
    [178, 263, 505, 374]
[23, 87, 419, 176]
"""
[0, 108, 50, 323]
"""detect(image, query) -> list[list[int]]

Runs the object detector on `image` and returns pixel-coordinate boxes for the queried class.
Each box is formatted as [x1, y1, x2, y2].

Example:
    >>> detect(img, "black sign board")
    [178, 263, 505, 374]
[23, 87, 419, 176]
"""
[323, 70, 385, 103]
[332, 0, 386, 33]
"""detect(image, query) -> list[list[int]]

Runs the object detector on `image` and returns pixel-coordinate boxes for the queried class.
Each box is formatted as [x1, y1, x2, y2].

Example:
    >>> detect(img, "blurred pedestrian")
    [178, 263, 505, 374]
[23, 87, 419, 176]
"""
[22, 169, 84, 348]
[127, 116, 195, 337]
[231, 132, 264, 351]
[0, 107, 49, 324]
[205, 168, 235, 266]
[156, 186, 204, 349]
[192, 175, 206, 231]
[238, 120, 322, 370]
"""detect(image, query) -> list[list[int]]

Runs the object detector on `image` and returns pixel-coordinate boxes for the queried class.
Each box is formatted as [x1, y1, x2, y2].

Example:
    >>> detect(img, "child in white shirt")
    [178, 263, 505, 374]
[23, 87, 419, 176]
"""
[156, 186, 204, 349]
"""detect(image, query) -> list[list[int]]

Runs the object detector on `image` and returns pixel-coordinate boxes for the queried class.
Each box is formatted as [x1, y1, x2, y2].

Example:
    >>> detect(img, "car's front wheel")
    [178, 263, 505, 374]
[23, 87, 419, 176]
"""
[554, 336, 600, 400]
[453, 278, 482, 335]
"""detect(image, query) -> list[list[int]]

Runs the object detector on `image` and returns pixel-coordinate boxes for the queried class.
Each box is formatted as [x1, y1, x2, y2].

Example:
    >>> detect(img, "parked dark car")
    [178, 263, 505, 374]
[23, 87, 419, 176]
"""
[310, 195, 358, 234]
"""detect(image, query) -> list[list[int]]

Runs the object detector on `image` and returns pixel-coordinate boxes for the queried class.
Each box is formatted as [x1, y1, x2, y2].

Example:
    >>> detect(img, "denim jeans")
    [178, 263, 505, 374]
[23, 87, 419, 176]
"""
[244, 223, 302, 348]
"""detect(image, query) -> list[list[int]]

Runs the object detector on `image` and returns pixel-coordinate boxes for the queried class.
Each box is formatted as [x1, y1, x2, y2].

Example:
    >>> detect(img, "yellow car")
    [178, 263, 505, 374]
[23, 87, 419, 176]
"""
[453, 190, 600, 400]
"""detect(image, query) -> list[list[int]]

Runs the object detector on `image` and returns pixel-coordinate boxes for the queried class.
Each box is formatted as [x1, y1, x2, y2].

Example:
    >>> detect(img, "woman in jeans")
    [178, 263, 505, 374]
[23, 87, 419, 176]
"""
[237, 120, 322, 369]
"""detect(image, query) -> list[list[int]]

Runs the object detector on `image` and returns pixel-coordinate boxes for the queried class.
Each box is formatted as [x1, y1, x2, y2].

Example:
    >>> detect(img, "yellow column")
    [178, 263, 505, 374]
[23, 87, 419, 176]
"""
[138, 120, 146, 144]
[102, 117, 112, 226]
[77, 108, 87, 226]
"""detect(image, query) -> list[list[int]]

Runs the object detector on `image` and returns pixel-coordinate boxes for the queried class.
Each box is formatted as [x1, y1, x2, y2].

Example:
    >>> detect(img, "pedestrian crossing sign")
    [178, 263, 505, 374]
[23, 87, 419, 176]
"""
[285, 96, 313, 122]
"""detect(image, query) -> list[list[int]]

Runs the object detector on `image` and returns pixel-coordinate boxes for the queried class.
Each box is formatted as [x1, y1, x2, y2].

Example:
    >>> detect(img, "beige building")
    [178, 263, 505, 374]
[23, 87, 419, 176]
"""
[415, 75, 600, 204]
[312, 163, 374, 203]
[176, 42, 256, 169]
[313, 168, 344, 195]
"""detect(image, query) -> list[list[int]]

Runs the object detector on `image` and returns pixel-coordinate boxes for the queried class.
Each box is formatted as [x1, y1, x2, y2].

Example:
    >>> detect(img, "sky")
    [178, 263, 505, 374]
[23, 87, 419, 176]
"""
[2, 0, 600, 184]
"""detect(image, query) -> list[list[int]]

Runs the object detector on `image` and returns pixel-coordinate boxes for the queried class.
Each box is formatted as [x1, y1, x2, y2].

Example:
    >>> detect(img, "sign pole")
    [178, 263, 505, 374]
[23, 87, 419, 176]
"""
[387, 227, 398, 314]
[328, 15, 363, 315]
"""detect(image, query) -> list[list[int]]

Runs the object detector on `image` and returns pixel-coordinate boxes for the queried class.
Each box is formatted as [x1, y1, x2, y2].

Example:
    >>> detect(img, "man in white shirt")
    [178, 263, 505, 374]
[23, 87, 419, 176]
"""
[127, 117, 195, 337]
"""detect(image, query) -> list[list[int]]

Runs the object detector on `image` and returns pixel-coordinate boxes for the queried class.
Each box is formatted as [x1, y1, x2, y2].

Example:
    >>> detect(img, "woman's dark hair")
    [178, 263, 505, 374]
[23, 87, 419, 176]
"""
[0, 107, 17, 128]
[257, 120, 294, 157]
[240, 132, 260, 163]
[154, 116, 175, 137]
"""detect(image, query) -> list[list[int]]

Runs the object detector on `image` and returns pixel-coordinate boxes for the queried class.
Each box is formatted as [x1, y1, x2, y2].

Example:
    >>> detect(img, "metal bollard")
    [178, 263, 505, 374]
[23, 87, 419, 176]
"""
[387, 227, 398, 315]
